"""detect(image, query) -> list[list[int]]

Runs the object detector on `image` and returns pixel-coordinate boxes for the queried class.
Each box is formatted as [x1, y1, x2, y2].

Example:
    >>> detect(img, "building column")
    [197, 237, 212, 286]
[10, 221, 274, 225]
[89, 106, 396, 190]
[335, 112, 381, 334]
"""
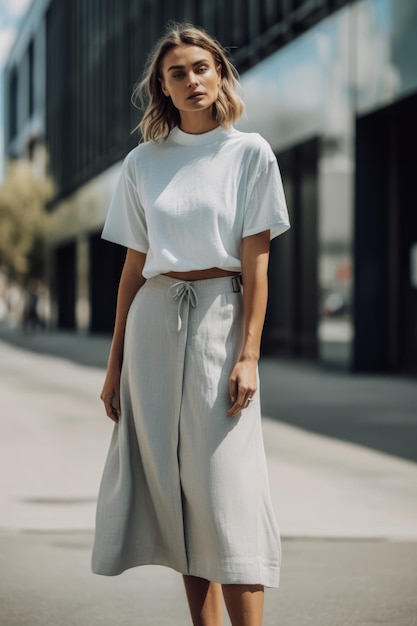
[75, 237, 90, 331]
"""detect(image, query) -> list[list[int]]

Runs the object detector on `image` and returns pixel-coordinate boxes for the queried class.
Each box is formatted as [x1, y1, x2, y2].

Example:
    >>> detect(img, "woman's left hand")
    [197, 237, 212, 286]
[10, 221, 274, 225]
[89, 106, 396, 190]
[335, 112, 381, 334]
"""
[228, 359, 257, 416]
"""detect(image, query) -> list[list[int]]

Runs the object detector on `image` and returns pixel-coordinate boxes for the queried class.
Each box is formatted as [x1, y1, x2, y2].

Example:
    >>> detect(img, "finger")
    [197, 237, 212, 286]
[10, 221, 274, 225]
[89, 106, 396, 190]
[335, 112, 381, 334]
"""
[111, 393, 121, 417]
[244, 391, 255, 407]
[228, 389, 256, 415]
[109, 395, 120, 423]
[101, 393, 119, 423]
[109, 404, 119, 423]
[229, 381, 247, 415]
[227, 401, 241, 416]
[236, 385, 247, 409]
[243, 396, 252, 410]
[105, 400, 116, 420]
[229, 376, 238, 403]
[110, 410, 119, 424]
[227, 392, 246, 416]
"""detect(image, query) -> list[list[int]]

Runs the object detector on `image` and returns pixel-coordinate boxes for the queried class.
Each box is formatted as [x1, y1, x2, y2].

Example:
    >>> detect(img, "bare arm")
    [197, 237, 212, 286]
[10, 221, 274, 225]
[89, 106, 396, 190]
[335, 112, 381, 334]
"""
[101, 248, 147, 422]
[228, 230, 270, 416]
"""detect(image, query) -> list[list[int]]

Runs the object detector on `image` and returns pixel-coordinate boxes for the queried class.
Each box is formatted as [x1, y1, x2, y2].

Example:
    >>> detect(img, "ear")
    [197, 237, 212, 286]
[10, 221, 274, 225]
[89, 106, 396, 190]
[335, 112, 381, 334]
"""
[216, 64, 222, 86]
[159, 77, 170, 97]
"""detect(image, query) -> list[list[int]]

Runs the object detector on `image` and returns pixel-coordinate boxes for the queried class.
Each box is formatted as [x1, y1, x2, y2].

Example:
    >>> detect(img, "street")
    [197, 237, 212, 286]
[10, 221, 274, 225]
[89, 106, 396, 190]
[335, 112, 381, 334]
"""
[0, 332, 417, 625]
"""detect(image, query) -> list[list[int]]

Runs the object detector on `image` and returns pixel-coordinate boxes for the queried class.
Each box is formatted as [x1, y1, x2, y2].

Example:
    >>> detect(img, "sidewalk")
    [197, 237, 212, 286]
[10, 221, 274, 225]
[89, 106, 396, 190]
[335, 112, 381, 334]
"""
[1, 323, 417, 461]
[1, 335, 417, 539]
[0, 330, 417, 625]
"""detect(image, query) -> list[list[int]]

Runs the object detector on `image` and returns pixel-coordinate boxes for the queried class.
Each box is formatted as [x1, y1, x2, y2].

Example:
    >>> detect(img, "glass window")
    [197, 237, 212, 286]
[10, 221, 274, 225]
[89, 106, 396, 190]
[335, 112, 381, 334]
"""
[8, 68, 18, 141]
[28, 41, 34, 116]
[231, 0, 249, 47]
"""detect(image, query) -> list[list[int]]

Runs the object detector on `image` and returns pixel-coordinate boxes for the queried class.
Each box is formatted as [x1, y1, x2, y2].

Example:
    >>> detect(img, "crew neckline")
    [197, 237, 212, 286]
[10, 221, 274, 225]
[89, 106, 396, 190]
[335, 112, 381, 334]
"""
[168, 125, 232, 146]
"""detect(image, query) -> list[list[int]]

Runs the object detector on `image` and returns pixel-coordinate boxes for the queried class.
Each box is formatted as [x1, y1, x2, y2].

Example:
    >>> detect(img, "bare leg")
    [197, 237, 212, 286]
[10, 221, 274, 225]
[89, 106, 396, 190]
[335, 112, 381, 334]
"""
[183, 575, 224, 626]
[222, 584, 264, 626]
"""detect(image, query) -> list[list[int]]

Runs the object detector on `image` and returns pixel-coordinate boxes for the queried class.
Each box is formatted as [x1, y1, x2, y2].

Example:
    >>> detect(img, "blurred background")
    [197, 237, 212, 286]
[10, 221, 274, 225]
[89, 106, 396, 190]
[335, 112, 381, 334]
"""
[1, 3, 417, 624]
[1, 0, 416, 375]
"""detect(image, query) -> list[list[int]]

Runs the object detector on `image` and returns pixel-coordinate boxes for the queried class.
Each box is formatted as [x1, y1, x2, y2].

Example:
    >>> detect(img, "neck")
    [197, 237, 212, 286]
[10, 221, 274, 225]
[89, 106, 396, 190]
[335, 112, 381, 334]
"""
[179, 110, 220, 135]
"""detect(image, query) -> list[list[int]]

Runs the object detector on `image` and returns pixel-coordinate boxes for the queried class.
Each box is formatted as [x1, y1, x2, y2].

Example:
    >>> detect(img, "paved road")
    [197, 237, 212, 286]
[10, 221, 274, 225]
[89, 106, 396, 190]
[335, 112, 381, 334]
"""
[0, 334, 417, 625]
[1, 533, 416, 626]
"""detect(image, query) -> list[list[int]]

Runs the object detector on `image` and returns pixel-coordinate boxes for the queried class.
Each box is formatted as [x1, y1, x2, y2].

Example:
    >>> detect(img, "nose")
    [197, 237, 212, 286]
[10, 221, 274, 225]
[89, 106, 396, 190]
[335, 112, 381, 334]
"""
[187, 72, 200, 87]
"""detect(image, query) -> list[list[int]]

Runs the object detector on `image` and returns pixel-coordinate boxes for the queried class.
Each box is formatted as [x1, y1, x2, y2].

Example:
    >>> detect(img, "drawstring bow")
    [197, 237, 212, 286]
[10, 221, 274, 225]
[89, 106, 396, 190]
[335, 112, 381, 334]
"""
[169, 281, 198, 331]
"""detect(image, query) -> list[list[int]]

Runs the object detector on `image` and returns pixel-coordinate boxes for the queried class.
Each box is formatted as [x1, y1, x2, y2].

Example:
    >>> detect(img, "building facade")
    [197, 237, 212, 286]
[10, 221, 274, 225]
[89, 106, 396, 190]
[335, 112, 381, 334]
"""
[3, 0, 417, 373]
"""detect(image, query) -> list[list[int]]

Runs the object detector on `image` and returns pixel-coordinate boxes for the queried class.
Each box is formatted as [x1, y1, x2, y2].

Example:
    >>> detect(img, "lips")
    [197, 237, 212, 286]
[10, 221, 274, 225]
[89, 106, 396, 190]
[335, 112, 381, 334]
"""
[188, 92, 205, 99]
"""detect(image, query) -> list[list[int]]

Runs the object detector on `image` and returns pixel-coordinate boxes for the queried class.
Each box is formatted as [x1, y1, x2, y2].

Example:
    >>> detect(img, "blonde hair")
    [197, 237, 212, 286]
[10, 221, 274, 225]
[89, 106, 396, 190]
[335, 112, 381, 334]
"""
[132, 22, 244, 142]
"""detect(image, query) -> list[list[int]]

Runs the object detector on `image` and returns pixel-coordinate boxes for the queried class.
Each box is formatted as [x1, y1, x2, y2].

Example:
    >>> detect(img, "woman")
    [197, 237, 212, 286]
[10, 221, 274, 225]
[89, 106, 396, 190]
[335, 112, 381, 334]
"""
[92, 22, 290, 626]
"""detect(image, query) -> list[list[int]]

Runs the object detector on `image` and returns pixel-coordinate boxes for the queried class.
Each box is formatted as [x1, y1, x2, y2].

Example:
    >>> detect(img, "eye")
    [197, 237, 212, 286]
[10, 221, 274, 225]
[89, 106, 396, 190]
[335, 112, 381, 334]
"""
[173, 72, 185, 79]
[198, 65, 208, 73]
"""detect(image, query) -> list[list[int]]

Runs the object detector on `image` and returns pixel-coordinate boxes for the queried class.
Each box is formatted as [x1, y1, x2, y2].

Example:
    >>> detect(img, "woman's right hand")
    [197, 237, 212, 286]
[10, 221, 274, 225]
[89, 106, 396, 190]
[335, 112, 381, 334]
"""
[99, 250, 146, 424]
[100, 365, 121, 423]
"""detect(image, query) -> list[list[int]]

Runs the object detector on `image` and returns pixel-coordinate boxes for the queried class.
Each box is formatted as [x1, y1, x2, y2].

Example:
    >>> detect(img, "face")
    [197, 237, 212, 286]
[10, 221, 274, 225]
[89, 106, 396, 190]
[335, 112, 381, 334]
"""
[160, 44, 221, 117]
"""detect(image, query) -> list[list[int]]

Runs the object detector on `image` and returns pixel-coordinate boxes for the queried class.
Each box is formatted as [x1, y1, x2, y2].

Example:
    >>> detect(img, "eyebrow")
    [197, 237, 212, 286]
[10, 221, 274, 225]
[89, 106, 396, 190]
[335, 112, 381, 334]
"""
[167, 59, 209, 72]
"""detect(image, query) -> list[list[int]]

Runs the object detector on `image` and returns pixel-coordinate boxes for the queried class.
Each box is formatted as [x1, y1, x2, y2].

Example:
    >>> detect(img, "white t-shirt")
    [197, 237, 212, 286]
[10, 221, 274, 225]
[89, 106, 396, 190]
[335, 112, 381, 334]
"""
[102, 125, 290, 279]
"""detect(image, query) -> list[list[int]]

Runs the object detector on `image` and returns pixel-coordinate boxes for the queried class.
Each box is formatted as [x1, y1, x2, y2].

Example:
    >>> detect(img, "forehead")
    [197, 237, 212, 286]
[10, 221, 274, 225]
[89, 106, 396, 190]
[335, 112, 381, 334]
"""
[161, 44, 214, 71]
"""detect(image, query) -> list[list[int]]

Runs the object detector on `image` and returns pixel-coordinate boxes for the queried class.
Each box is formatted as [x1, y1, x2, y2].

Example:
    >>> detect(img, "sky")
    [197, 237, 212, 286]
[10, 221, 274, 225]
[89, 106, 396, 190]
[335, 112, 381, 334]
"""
[0, 0, 32, 179]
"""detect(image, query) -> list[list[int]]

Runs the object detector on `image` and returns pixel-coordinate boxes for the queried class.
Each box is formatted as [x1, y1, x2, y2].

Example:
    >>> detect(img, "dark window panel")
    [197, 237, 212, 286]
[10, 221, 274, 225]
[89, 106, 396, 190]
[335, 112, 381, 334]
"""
[46, 0, 72, 194]
[231, 0, 249, 48]
[182, 0, 196, 23]
[214, 0, 232, 46]
[248, 0, 261, 40]
[28, 40, 34, 116]
[261, 0, 280, 30]
[8, 67, 18, 141]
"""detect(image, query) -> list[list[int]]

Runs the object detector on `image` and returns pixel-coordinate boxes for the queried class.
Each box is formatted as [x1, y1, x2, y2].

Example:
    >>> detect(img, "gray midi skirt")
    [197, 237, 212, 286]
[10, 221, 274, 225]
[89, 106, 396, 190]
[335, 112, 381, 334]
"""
[92, 274, 281, 587]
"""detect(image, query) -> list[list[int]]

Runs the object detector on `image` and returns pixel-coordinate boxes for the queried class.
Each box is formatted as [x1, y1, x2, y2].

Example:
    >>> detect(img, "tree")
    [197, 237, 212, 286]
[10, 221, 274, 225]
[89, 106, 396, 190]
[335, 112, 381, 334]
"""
[0, 159, 54, 283]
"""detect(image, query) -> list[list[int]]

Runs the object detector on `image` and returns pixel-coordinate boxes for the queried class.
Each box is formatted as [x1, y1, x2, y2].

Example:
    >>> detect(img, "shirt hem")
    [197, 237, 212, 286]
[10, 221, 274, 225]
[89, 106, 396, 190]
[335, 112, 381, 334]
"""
[101, 233, 148, 254]
[243, 222, 291, 240]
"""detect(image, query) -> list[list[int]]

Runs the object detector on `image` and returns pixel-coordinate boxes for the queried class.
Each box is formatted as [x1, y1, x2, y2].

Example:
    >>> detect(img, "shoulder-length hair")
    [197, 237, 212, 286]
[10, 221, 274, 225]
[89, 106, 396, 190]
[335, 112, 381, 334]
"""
[132, 22, 244, 143]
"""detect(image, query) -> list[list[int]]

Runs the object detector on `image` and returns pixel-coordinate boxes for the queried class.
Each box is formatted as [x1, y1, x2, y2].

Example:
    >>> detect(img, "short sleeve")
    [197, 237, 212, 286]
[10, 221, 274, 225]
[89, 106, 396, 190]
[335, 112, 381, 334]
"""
[243, 154, 290, 240]
[101, 152, 148, 253]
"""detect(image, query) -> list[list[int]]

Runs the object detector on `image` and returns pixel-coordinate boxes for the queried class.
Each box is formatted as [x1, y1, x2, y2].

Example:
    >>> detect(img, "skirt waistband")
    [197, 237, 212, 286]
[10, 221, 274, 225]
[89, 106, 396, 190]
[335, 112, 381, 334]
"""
[147, 273, 242, 298]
